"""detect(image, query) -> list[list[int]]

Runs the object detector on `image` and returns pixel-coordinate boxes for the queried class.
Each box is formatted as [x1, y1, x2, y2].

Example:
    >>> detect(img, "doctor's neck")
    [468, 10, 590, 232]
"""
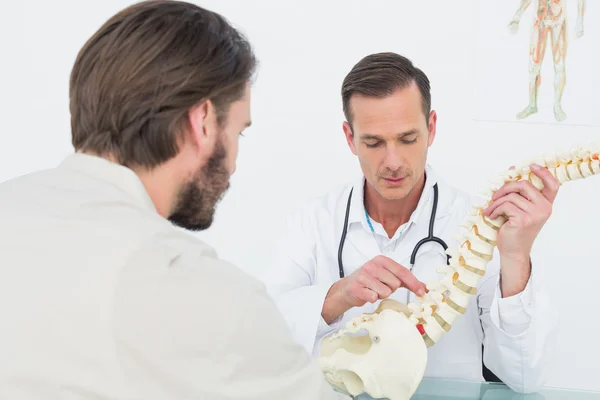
[363, 173, 426, 239]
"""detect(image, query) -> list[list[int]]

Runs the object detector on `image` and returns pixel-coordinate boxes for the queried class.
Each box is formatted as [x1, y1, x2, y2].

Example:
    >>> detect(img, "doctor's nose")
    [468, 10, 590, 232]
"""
[383, 150, 403, 172]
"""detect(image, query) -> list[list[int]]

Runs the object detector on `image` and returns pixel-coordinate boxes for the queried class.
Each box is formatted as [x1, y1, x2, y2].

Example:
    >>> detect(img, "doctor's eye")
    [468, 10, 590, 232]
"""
[400, 137, 417, 145]
[365, 141, 382, 148]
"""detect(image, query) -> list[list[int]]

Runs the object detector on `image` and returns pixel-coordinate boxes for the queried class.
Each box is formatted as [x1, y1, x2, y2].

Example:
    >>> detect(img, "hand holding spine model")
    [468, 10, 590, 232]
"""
[319, 144, 600, 400]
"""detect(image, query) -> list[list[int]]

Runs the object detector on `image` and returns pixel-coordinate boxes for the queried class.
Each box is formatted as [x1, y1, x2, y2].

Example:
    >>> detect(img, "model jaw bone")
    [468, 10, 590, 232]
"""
[318, 143, 600, 400]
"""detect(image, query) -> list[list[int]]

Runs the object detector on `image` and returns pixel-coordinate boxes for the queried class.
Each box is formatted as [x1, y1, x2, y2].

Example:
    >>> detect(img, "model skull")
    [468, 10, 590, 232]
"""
[318, 300, 427, 400]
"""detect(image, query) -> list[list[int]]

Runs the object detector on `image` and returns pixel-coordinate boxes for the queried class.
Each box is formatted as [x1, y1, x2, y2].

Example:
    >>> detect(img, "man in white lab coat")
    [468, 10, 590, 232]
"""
[0, 2, 338, 399]
[262, 52, 560, 394]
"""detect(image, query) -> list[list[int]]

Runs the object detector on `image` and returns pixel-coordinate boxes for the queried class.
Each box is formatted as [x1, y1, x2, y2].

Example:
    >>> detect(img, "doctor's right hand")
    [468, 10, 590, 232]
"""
[321, 255, 427, 324]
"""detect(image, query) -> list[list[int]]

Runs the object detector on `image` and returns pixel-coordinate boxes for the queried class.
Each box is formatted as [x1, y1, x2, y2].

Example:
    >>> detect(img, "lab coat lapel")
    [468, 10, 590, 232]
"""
[337, 178, 381, 274]
[346, 225, 381, 269]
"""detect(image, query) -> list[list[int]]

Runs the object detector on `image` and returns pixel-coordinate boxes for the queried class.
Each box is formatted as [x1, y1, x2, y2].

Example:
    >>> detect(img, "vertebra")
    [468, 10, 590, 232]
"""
[411, 143, 600, 346]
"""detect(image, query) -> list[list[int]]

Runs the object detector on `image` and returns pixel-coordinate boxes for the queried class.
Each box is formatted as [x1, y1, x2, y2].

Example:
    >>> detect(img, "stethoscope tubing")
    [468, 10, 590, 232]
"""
[337, 183, 449, 279]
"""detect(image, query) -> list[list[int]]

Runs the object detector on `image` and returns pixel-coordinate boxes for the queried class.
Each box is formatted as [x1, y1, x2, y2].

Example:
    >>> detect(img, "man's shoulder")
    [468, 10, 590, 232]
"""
[0, 166, 53, 190]
[125, 227, 264, 294]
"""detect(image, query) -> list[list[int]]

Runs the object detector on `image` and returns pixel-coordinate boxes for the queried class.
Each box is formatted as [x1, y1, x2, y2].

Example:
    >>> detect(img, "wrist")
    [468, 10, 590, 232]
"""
[499, 254, 531, 297]
[500, 248, 531, 265]
[321, 280, 351, 324]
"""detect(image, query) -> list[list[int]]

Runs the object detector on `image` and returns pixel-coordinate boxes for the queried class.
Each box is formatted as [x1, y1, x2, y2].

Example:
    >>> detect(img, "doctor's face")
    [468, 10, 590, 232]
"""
[169, 85, 251, 231]
[343, 84, 436, 201]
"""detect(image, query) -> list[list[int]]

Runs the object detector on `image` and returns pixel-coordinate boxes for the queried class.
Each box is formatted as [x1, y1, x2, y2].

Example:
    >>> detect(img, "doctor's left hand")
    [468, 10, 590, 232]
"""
[483, 164, 559, 293]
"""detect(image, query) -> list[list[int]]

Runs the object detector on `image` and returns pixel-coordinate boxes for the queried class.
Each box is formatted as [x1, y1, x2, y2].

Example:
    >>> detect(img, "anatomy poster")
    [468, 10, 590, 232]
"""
[474, 0, 598, 126]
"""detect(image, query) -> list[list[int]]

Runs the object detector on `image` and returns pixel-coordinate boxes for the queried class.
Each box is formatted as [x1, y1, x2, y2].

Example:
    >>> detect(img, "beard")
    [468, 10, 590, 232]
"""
[168, 136, 230, 231]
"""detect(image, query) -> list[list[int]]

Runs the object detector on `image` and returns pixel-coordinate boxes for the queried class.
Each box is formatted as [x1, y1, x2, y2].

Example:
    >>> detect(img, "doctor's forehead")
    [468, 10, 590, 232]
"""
[350, 88, 428, 136]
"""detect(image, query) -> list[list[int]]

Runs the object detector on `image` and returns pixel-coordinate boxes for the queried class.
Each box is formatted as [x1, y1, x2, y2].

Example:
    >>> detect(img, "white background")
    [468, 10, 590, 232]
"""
[1, 0, 599, 393]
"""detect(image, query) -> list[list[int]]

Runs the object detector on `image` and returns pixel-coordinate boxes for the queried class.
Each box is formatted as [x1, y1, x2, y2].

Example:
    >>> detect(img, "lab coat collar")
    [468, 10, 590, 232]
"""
[348, 164, 443, 233]
[58, 153, 157, 212]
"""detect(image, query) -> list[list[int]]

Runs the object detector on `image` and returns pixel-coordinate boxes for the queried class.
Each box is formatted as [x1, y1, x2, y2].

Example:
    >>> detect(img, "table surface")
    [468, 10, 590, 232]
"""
[351, 377, 600, 399]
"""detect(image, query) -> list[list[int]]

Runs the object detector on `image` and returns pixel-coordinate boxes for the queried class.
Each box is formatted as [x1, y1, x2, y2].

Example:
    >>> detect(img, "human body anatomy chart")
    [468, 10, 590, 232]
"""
[474, 0, 597, 126]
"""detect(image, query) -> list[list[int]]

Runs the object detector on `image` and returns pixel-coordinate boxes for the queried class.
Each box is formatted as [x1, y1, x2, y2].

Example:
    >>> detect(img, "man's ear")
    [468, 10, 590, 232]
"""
[188, 100, 217, 151]
[427, 110, 437, 147]
[342, 121, 358, 155]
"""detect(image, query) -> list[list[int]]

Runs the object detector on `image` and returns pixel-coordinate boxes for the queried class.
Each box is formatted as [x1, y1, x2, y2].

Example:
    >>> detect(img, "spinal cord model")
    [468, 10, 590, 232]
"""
[318, 144, 600, 400]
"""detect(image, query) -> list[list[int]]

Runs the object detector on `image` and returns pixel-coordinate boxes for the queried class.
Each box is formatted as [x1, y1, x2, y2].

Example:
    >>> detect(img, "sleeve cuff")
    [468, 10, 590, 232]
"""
[315, 285, 344, 338]
[317, 314, 343, 337]
[494, 276, 534, 335]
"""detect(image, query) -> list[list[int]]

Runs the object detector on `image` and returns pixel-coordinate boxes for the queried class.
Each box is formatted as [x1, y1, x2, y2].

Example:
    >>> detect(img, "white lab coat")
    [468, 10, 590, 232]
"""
[261, 164, 558, 394]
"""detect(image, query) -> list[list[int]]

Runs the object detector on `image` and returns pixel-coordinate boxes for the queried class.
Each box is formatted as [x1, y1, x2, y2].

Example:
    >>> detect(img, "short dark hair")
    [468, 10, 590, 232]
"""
[341, 52, 431, 126]
[69, 0, 257, 168]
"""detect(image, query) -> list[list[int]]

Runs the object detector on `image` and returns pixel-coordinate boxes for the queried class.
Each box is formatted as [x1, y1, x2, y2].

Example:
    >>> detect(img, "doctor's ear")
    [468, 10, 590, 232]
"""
[187, 100, 218, 150]
[427, 110, 437, 146]
[342, 121, 358, 155]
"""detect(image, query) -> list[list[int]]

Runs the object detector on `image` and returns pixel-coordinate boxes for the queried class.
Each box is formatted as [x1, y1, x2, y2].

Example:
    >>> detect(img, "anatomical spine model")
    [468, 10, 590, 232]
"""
[319, 144, 600, 400]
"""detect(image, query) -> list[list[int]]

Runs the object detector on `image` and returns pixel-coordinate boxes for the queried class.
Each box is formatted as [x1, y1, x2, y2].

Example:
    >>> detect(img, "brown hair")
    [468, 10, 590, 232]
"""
[341, 52, 431, 127]
[69, 0, 257, 168]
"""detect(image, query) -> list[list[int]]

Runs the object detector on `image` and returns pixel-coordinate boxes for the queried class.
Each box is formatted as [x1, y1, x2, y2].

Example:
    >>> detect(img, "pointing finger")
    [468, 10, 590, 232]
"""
[359, 274, 393, 299]
[356, 287, 378, 304]
[372, 267, 402, 291]
[375, 256, 427, 296]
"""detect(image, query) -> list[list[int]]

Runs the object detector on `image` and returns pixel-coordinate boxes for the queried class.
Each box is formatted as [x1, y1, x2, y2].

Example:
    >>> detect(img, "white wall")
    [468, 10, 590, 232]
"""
[1, 0, 599, 392]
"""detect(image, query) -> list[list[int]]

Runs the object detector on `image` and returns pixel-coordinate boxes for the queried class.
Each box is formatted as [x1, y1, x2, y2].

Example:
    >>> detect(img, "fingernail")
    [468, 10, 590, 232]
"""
[531, 163, 540, 171]
[418, 288, 425, 297]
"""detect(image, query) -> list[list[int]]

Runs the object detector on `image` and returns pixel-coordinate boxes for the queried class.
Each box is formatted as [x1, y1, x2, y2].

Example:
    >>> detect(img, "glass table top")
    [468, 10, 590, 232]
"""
[351, 377, 600, 399]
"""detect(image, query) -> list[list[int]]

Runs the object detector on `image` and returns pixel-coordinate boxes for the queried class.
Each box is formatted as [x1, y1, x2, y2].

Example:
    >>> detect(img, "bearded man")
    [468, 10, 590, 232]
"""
[0, 2, 338, 400]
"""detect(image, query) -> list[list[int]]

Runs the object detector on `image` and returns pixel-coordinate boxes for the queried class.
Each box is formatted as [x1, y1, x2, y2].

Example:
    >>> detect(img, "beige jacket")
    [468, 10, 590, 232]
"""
[0, 153, 339, 400]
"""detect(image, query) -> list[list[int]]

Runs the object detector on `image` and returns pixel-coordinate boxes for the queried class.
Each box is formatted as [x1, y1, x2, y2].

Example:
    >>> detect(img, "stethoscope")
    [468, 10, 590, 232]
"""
[337, 183, 450, 279]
